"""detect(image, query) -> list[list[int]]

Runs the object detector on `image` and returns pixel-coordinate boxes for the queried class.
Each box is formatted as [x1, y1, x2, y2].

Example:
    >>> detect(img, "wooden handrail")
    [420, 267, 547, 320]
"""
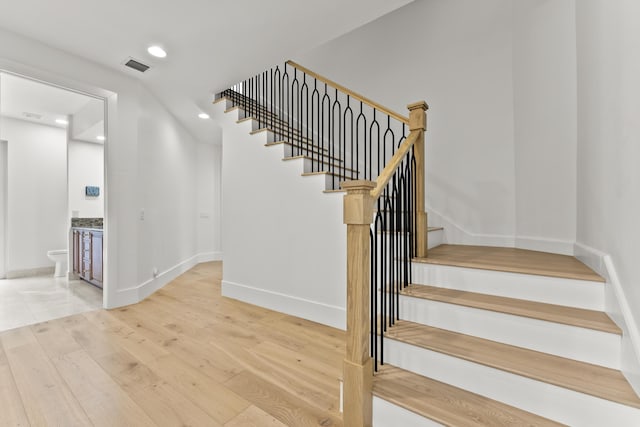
[286, 60, 410, 125]
[371, 130, 420, 200]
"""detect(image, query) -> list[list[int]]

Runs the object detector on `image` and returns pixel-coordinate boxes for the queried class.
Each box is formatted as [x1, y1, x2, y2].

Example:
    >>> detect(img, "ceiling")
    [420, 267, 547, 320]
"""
[0, 0, 413, 144]
[0, 72, 105, 143]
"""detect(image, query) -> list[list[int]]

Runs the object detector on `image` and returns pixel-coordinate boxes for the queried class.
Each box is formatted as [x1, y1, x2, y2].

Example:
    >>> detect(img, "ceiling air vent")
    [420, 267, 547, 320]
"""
[23, 112, 43, 120]
[124, 58, 150, 73]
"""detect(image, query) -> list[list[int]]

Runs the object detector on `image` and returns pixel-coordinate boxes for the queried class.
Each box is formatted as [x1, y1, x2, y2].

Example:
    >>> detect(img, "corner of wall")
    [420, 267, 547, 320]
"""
[429, 206, 574, 255]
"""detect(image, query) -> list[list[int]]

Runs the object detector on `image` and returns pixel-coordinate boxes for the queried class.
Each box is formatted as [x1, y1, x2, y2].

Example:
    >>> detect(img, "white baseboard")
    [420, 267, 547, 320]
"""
[574, 241, 608, 279]
[198, 251, 222, 263]
[109, 252, 217, 308]
[222, 280, 346, 330]
[428, 207, 574, 255]
[573, 241, 640, 397]
[6, 266, 55, 279]
[603, 255, 640, 398]
[515, 235, 574, 255]
[427, 207, 514, 247]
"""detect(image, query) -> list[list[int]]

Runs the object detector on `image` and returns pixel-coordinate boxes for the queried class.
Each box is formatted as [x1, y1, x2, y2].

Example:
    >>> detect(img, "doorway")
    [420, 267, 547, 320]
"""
[0, 71, 107, 330]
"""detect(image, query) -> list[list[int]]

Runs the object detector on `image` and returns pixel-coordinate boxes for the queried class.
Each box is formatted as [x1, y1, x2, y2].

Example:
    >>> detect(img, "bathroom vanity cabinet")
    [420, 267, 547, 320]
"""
[72, 228, 103, 288]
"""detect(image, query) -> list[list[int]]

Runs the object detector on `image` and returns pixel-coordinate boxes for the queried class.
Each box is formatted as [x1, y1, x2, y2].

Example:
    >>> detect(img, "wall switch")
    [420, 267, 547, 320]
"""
[199, 212, 210, 219]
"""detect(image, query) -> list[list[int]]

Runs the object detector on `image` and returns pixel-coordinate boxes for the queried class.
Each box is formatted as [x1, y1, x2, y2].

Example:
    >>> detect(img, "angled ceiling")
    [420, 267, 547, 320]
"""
[0, 0, 413, 144]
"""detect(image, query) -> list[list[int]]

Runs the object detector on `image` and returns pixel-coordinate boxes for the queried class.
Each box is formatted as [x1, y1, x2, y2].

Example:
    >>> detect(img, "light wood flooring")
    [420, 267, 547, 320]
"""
[416, 244, 604, 282]
[0, 262, 345, 427]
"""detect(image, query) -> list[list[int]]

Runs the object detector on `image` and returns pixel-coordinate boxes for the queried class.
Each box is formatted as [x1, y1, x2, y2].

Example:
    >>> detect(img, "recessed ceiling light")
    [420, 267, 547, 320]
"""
[198, 113, 210, 119]
[96, 136, 106, 141]
[147, 45, 167, 58]
[56, 119, 68, 125]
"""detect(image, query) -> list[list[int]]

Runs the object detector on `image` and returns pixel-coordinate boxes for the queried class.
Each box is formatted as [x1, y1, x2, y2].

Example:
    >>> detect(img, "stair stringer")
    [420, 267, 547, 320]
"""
[213, 101, 347, 330]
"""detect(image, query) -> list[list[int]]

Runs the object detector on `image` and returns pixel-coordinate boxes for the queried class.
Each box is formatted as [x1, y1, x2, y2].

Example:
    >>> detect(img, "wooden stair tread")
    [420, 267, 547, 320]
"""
[282, 156, 357, 173]
[250, 128, 320, 146]
[385, 320, 640, 408]
[265, 141, 343, 162]
[301, 170, 359, 178]
[401, 284, 620, 334]
[414, 244, 604, 282]
[373, 365, 564, 427]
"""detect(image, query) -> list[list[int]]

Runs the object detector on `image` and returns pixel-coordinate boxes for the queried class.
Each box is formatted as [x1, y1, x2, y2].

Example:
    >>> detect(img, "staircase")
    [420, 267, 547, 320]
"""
[213, 62, 640, 426]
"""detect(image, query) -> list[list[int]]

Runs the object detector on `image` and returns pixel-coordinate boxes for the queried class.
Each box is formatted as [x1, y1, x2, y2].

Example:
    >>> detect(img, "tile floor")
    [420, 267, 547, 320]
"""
[0, 274, 102, 332]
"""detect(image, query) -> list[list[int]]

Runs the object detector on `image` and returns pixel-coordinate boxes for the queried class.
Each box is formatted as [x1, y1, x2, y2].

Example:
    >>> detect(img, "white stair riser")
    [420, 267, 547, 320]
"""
[412, 263, 605, 311]
[383, 339, 640, 426]
[373, 397, 443, 427]
[399, 296, 621, 369]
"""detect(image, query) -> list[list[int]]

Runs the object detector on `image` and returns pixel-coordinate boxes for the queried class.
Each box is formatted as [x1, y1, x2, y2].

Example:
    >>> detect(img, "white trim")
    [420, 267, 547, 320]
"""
[221, 280, 346, 330]
[113, 252, 215, 307]
[428, 207, 575, 255]
[6, 266, 55, 279]
[604, 255, 640, 397]
[515, 235, 574, 255]
[572, 242, 640, 397]
[198, 251, 222, 263]
[574, 241, 608, 279]
[427, 207, 514, 247]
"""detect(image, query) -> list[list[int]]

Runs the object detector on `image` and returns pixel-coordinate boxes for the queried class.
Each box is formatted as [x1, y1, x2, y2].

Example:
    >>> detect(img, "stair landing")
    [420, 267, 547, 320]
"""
[415, 244, 603, 282]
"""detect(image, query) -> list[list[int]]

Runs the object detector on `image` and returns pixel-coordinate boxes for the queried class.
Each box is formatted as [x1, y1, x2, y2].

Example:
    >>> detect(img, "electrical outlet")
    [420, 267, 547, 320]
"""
[139, 209, 145, 220]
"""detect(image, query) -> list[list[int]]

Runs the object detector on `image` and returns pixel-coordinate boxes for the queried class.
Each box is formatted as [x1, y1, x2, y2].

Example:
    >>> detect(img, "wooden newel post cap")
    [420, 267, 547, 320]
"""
[341, 180, 376, 225]
[407, 101, 429, 112]
[408, 101, 428, 132]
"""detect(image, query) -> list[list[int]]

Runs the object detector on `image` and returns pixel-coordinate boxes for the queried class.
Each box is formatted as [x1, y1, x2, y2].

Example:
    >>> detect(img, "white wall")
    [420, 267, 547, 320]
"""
[512, 0, 577, 254]
[296, 0, 517, 242]
[295, 0, 579, 253]
[0, 117, 67, 273]
[196, 134, 222, 261]
[136, 87, 199, 286]
[0, 28, 219, 307]
[217, 104, 346, 329]
[68, 140, 103, 218]
[575, 0, 640, 389]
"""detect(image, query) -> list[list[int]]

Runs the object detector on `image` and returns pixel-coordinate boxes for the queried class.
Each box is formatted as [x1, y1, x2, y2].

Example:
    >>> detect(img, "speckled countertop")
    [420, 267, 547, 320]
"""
[71, 218, 103, 229]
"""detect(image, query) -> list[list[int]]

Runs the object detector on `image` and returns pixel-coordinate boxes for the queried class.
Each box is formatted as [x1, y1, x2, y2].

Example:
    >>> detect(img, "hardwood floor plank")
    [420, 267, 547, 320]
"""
[147, 354, 251, 424]
[30, 319, 84, 359]
[225, 371, 343, 427]
[0, 262, 344, 426]
[51, 349, 156, 427]
[416, 244, 604, 282]
[1, 327, 91, 426]
[225, 405, 288, 427]
[113, 304, 244, 383]
[0, 342, 30, 427]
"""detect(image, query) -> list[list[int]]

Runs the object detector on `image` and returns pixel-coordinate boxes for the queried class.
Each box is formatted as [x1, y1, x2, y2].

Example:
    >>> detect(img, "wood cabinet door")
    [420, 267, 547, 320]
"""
[72, 230, 80, 274]
[91, 231, 103, 285]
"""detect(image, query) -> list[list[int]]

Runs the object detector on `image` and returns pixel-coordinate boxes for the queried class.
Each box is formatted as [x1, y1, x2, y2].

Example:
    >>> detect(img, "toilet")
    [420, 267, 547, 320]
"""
[47, 249, 68, 277]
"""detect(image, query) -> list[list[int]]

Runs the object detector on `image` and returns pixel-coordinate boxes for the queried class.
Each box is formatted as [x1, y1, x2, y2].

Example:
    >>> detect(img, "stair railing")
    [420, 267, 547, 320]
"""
[216, 64, 428, 427]
[342, 102, 427, 427]
[217, 61, 410, 189]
